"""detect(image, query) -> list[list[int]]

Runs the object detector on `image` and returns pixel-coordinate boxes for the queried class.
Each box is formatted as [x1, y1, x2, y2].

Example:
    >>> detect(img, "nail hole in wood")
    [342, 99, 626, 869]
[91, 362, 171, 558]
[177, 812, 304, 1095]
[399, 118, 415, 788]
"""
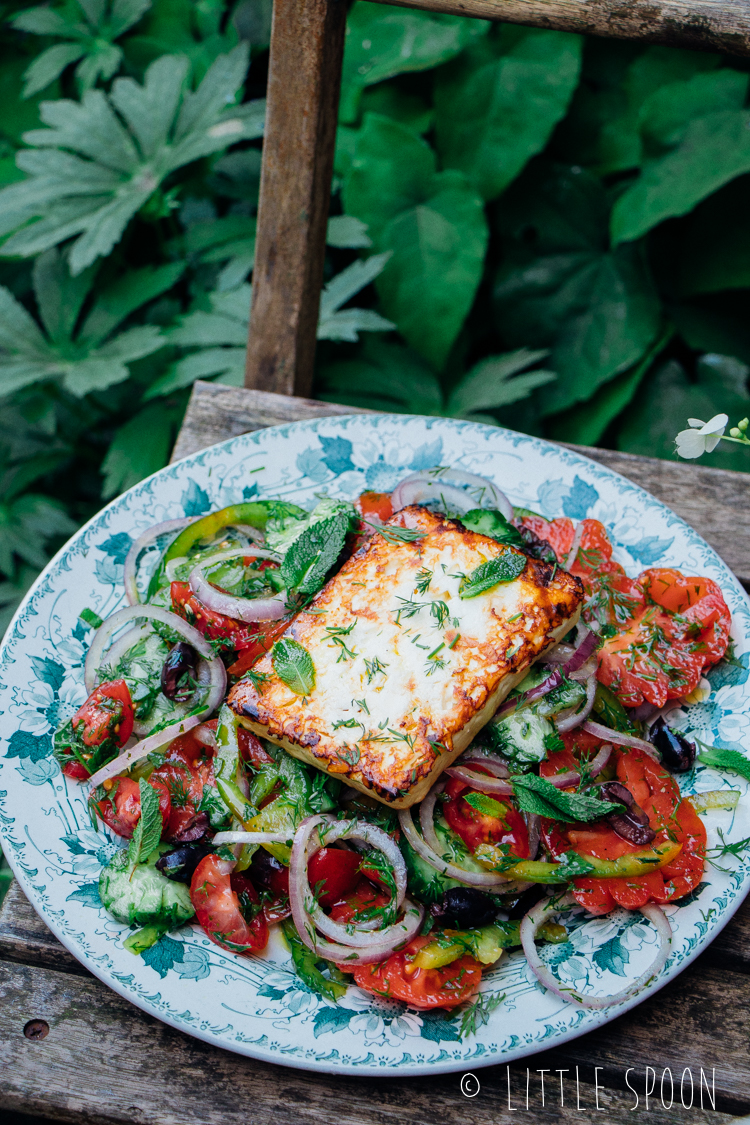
[23, 1019, 50, 1041]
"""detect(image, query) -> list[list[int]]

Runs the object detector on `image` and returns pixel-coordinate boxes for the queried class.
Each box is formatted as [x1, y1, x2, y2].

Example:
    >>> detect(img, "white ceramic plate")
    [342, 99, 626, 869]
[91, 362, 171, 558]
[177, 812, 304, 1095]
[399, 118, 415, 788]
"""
[2, 414, 750, 1075]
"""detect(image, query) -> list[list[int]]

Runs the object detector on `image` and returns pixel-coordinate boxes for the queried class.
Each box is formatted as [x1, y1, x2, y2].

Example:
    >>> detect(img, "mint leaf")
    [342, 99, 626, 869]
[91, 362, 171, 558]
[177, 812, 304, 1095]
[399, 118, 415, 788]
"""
[280, 510, 350, 605]
[459, 548, 526, 598]
[463, 792, 507, 818]
[511, 773, 623, 823]
[272, 638, 316, 696]
[126, 779, 162, 876]
[461, 508, 527, 549]
[697, 746, 750, 783]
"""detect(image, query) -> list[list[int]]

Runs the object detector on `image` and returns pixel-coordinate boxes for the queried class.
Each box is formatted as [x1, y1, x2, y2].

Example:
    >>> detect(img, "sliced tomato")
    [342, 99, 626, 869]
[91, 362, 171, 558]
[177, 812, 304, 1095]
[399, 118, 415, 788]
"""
[543, 746, 706, 913]
[227, 619, 292, 675]
[350, 935, 483, 1010]
[96, 776, 171, 839]
[308, 847, 362, 909]
[171, 581, 257, 651]
[356, 492, 395, 523]
[238, 727, 275, 768]
[190, 855, 269, 954]
[150, 731, 217, 841]
[59, 680, 134, 779]
[518, 515, 575, 562]
[443, 770, 529, 857]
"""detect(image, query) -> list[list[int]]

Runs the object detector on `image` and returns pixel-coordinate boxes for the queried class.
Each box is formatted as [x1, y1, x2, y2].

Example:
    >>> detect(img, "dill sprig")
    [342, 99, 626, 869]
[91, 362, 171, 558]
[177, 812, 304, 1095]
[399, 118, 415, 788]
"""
[459, 991, 506, 1038]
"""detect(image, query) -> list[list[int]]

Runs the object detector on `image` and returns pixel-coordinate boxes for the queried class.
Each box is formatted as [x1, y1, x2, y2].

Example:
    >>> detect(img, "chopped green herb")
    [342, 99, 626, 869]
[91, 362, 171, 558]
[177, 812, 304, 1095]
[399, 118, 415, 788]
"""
[79, 607, 103, 630]
[463, 792, 506, 818]
[272, 638, 316, 696]
[415, 568, 433, 594]
[459, 550, 527, 599]
[511, 773, 624, 823]
[697, 745, 750, 783]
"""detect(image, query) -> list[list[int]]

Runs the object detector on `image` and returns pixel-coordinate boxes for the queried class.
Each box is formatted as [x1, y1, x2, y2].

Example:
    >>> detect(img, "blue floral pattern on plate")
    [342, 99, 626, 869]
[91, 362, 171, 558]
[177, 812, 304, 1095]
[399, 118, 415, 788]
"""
[1, 414, 750, 1076]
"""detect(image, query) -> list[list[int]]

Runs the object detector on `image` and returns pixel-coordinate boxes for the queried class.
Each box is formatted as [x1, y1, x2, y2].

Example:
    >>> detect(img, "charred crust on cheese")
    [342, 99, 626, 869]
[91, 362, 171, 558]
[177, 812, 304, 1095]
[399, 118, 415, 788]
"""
[227, 505, 583, 808]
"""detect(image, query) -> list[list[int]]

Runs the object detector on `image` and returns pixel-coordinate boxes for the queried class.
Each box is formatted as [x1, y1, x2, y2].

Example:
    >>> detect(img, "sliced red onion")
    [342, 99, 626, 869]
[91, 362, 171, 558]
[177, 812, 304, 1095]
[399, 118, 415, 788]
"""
[498, 668, 563, 718]
[540, 644, 576, 666]
[556, 674, 597, 733]
[164, 556, 189, 582]
[212, 831, 294, 845]
[582, 721, 661, 760]
[230, 524, 266, 543]
[88, 623, 151, 696]
[398, 788, 510, 889]
[391, 468, 513, 521]
[289, 815, 422, 964]
[564, 625, 598, 676]
[520, 893, 672, 1009]
[525, 813, 540, 860]
[123, 518, 194, 606]
[445, 765, 514, 795]
[188, 547, 285, 622]
[546, 770, 581, 789]
[462, 753, 510, 778]
[588, 743, 613, 775]
[564, 522, 585, 571]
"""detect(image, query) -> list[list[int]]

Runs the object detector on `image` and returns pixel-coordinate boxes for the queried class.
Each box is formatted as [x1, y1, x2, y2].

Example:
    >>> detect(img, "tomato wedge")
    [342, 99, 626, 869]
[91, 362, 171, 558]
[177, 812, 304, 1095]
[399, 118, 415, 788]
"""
[355, 492, 394, 523]
[542, 743, 706, 914]
[96, 776, 171, 839]
[308, 847, 362, 909]
[443, 769, 529, 857]
[171, 580, 264, 651]
[350, 935, 483, 1010]
[150, 724, 218, 841]
[58, 680, 134, 780]
[227, 619, 291, 676]
[190, 855, 269, 954]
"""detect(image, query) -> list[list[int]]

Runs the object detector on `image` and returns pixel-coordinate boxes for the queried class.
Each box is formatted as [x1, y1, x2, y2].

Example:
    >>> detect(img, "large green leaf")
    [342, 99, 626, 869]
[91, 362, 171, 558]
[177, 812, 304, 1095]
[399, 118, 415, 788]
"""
[0, 46, 264, 275]
[0, 247, 167, 400]
[339, 1, 489, 123]
[124, 0, 239, 81]
[617, 354, 750, 471]
[446, 349, 555, 417]
[674, 176, 750, 296]
[13, 0, 152, 97]
[101, 400, 176, 497]
[343, 114, 488, 370]
[554, 41, 720, 176]
[434, 26, 582, 201]
[612, 69, 750, 244]
[493, 160, 660, 415]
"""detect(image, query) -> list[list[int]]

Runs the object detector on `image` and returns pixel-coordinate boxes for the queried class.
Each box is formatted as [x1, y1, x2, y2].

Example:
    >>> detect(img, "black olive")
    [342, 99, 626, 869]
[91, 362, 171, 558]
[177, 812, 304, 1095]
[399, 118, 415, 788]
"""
[649, 716, 696, 773]
[161, 642, 198, 700]
[430, 888, 498, 929]
[156, 841, 213, 883]
[600, 781, 656, 846]
[248, 848, 288, 891]
[501, 885, 547, 920]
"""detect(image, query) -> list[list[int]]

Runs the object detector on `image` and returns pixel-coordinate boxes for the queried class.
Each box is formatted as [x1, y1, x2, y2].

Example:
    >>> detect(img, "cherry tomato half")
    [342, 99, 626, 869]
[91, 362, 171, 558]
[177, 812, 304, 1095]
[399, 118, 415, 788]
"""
[443, 770, 529, 858]
[227, 619, 291, 677]
[355, 492, 395, 523]
[308, 847, 362, 909]
[60, 680, 134, 779]
[190, 855, 269, 954]
[150, 725, 217, 841]
[96, 777, 171, 839]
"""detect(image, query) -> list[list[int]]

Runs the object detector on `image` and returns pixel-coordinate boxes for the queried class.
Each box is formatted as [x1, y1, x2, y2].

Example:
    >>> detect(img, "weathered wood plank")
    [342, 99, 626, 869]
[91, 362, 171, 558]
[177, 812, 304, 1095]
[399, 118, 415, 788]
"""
[172, 382, 750, 589]
[375, 0, 750, 56]
[0, 956, 739, 1124]
[245, 0, 346, 396]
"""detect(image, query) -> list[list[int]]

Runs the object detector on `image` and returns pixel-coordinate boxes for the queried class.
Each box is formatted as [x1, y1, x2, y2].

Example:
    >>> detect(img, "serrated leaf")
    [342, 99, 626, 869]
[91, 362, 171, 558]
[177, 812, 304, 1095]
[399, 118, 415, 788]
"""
[280, 510, 350, 602]
[0, 45, 260, 274]
[317, 253, 395, 342]
[126, 778, 162, 875]
[435, 26, 582, 201]
[272, 639, 316, 696]
[459, 550, 527, 598]
[101, 401, 176, 498]
[511, 773, 623, 823]
[446, 349, 554, 416]
[327, 215, 371, 249]
[318, 337, 443, 414]
[463, 792, 507, 818]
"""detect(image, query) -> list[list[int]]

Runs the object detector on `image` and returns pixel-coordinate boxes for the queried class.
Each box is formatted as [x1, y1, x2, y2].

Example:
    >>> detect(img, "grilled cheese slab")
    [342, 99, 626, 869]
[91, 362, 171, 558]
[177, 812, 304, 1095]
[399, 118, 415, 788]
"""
[228, 506, 583, 807]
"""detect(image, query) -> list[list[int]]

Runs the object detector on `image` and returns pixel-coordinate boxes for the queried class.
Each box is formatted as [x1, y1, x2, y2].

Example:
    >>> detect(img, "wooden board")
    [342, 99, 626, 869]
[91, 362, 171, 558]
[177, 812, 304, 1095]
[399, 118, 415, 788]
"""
[171, 381, 750, 590]
[376, 0, 750, 54]
[244, 0, 346, 397]
[0, 881, 745, 1123]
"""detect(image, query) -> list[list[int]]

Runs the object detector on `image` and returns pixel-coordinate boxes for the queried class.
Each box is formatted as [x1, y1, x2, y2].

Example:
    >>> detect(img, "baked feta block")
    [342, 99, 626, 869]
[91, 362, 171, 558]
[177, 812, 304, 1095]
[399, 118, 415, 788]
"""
[228, 506, 583, 807]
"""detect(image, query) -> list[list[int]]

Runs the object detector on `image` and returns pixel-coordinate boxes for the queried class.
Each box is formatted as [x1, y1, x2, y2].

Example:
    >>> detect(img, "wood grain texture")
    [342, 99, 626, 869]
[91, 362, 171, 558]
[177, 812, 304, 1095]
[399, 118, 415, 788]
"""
[0, 951, 740, 1123]
[1, 878, 749, 1118]
[376, 0, 750, 55]
[244, 0, 347, 396]
[172, 382, 750, 589]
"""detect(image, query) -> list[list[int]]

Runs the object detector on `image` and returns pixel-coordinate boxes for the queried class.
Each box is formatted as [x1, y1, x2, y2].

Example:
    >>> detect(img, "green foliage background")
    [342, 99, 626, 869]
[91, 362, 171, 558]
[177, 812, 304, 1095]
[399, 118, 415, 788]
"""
[0, 0, 749, 743]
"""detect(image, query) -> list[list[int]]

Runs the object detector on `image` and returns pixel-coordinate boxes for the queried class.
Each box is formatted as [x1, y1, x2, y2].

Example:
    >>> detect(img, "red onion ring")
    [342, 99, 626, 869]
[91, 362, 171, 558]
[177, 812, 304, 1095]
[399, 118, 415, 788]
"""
[194, 723, 217, 748]
[582, 721, 661, 760]
[564, 522, 584, 571]
[462, 753, 510, 778]
[398, 787, 510, 889]
[212, 831, 294, 845]
[391, 479, 479, 515]
[88, 623, 151, 696]
[123, 519, 194, 606]
[520, 893, 672, 1009]
[289, 815, 423, 964]
[525, 813, 541, 860]
[588, 743, 612, 775]
[556, 674, 597, 733]
[564, 625, 598, 676]
[391, 468, 513, 521]
[546, 770, 581, 789]
[498, 668, 564, 718]
[540, 644, 576, 666]
[188, 547, 285, 622]
[445, 765, 514, 795]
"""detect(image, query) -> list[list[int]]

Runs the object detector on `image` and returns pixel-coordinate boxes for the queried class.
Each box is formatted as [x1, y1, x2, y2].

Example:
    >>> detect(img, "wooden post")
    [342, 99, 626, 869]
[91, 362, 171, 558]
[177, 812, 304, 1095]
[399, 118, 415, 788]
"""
[245, 0, 347, 397]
